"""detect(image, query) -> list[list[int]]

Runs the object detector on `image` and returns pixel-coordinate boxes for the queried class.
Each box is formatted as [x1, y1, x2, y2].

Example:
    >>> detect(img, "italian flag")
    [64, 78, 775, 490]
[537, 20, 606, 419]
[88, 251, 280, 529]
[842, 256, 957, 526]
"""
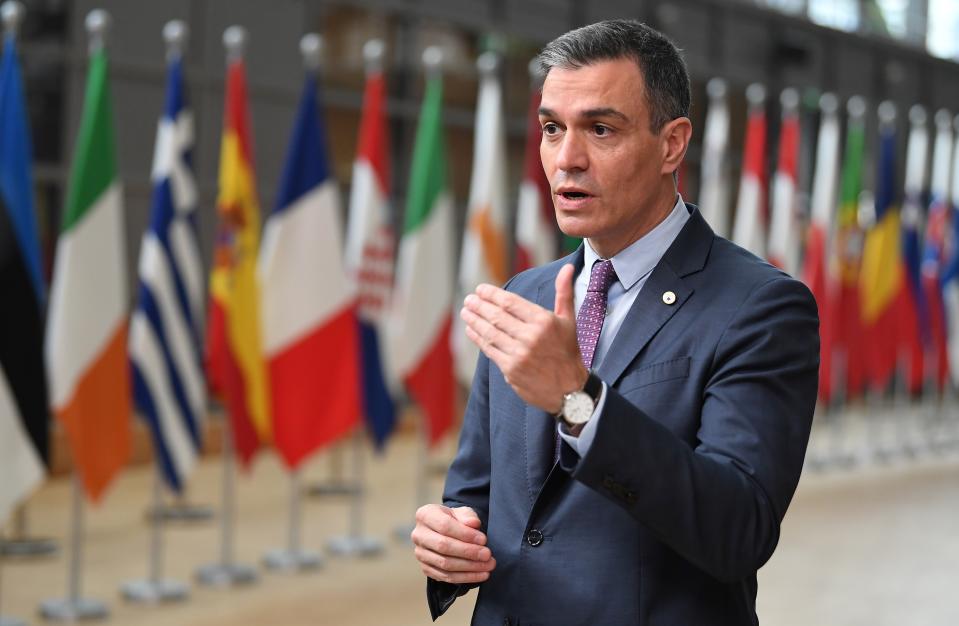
[45, 47, 130, 502]
[390, 72, 455, 447]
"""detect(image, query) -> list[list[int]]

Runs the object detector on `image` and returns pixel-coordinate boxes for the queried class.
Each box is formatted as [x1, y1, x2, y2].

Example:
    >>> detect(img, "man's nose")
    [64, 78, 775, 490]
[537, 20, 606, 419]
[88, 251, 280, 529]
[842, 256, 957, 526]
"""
[554, 132, 588, 172]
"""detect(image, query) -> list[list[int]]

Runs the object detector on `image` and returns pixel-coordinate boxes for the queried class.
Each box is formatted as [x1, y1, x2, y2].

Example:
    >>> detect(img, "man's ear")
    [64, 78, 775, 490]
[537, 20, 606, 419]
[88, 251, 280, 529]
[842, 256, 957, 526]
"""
[661, 117, 692, 176]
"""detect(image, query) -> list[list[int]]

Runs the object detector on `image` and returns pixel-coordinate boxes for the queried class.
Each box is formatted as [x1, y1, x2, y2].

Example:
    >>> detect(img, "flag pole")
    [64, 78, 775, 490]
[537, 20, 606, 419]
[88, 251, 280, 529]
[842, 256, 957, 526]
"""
[38, 475, 108, 620]
[195, 26, 260, 589]
[328, 426, 384, 556]
[328, 37, 388, 559]
[39, 11, 117, 621]
[195, 410, 257, 586]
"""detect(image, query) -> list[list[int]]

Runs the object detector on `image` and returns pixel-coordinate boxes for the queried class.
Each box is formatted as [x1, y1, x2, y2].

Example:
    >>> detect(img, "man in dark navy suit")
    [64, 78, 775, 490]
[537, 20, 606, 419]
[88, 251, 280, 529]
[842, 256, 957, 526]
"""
[412, 19, 819, 625]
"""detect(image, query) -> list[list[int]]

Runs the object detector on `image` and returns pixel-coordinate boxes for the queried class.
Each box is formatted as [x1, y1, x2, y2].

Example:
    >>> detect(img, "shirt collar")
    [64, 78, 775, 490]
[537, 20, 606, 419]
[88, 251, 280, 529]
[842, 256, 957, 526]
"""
[583, 195, 691, 292]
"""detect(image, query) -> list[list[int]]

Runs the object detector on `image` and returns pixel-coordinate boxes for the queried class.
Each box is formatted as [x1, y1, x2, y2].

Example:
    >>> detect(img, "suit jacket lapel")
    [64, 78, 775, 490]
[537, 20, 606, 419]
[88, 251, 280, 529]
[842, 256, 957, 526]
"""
[595, 207, 713, 386]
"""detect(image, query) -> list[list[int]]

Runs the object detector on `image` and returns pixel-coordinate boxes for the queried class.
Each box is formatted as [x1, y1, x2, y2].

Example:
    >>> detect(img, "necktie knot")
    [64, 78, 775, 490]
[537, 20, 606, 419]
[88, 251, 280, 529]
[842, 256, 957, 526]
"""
[586, 259, 617, 294]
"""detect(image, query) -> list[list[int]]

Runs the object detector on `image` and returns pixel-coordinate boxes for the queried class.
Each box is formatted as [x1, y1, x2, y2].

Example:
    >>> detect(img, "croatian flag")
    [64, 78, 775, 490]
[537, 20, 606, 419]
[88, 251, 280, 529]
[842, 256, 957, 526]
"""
[259, 68, 362, 470]
[344, 56, 397, 449]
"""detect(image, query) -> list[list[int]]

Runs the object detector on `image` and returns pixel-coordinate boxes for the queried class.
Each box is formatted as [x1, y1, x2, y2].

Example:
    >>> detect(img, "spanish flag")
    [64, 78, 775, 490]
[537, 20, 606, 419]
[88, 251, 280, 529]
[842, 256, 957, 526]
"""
[859, 108, 903, 392]
[206, 55, 270, 465]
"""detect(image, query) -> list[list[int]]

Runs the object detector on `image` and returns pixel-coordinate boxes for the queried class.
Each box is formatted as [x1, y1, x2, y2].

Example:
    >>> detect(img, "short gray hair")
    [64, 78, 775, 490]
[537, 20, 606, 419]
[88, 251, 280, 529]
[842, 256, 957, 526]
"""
[536, 19, 691, 132]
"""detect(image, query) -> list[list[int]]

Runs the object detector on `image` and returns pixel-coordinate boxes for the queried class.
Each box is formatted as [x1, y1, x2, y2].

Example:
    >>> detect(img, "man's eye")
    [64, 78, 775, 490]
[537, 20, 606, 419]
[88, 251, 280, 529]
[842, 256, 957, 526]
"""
[542, 122, 559, 135]
[594, 125, 610, 136]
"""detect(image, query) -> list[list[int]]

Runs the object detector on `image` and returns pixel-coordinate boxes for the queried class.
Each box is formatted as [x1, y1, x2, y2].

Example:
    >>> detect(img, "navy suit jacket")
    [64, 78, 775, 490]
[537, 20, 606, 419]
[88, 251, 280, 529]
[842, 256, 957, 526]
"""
[428, 206, 820, 625]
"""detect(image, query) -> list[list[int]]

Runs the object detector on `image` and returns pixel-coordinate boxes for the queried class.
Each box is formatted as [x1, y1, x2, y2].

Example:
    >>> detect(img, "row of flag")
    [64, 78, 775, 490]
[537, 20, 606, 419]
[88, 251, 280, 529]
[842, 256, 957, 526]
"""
[0, 18, 568, 525]
[700, 79, 959, 407]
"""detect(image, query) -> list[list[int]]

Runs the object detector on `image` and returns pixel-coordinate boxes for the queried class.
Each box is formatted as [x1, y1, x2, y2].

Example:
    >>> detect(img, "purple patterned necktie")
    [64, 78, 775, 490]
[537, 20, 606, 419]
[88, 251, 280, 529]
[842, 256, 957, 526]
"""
[555, 259, 617, 462]
[576, 259, 618, 368]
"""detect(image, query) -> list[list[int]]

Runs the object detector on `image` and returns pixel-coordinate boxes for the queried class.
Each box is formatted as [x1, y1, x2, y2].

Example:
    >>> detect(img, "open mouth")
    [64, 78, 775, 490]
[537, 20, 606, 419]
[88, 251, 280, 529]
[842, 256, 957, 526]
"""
[561, 191, 589, 199]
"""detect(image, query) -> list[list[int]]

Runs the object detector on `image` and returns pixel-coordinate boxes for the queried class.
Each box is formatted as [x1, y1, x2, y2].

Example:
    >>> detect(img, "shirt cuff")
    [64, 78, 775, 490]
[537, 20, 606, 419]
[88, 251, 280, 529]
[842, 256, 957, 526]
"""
[557, 381, 607, 457]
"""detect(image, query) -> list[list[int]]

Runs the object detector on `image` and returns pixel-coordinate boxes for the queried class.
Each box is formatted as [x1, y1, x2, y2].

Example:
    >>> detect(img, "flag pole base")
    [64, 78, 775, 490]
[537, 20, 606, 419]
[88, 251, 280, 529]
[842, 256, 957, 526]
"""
[327, 535, 384, 558]
[0, 615, 27, 626]
[145, 503, 214, 523]
[262, 549, 323, 572]
[304, 481, 360, 498]
[38, 597, 109, 621]
[194, 562, 258, 587]
[120, 578, 189, 604]
[0, 537, 58, 558]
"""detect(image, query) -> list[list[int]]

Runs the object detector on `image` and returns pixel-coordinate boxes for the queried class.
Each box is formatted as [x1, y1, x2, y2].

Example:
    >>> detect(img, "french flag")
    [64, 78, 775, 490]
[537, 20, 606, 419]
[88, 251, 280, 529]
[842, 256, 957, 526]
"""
[259, 66, 361, 470]
[345, 45, 397, 450]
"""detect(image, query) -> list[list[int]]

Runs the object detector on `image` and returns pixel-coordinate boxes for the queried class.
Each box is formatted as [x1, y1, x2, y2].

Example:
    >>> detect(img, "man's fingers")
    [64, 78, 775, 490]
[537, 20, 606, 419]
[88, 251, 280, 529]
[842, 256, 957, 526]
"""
[420, 562, 492, 585]
[451, 507, 483, 529]
[415, 505, 487, 545]
[463, 294, 526, 338]
[414, 545, 496, 574]
[475, 283, 541, 323]
[411, 526, 492, 562]
[554, 263, 576, 321]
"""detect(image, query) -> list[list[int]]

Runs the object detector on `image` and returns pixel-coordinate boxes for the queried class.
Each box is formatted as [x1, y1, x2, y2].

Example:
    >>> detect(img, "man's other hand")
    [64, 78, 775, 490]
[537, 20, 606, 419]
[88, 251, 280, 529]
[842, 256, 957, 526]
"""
[412, 505, 496, 585]
[461, 263, 587, 413]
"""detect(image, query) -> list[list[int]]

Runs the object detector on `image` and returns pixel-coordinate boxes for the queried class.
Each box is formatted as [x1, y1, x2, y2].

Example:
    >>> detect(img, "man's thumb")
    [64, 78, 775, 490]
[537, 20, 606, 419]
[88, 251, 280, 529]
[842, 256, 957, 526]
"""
[452, 506, 482, 528]
[554, 263, 576, 320]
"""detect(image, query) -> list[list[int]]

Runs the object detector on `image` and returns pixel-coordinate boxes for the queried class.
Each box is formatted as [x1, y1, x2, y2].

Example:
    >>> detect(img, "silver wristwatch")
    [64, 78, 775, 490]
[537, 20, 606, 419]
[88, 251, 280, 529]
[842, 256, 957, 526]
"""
[556, 371, 603, 428]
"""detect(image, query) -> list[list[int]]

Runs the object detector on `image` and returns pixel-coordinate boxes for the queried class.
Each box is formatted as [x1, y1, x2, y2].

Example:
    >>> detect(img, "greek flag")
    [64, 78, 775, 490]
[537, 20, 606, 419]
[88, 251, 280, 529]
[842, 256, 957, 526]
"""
[129, 55, 205, 491]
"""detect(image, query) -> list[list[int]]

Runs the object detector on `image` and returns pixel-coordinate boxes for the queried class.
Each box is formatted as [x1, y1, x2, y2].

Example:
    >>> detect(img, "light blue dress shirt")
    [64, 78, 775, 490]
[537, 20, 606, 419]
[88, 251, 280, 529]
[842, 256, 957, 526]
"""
[559, 195, 691, 456]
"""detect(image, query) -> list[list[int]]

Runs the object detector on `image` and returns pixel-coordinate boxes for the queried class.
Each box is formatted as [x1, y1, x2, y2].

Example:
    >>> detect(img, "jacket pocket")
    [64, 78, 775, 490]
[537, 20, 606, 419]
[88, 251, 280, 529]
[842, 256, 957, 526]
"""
[616, 356, 690, 394]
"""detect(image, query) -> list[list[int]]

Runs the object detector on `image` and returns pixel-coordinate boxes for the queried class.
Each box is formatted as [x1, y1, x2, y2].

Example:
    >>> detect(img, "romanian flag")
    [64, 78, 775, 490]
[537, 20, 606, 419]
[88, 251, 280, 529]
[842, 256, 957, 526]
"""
[389, 67, 455, 447]
[207, 55, 269, 465]
[859, 109, 904, 392]
[455, 53, 509, 387]
[45, 43, 130, 502]
[834, 100, 867, 399]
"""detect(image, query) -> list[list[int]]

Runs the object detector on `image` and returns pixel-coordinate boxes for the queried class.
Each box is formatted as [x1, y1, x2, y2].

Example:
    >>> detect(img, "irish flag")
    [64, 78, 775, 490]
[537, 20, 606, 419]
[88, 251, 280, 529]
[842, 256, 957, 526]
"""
[390, 65, 455, 447]
[455, 52, 509, 388]
[207, 55, 270, 465]
[45, 44, 130, 502]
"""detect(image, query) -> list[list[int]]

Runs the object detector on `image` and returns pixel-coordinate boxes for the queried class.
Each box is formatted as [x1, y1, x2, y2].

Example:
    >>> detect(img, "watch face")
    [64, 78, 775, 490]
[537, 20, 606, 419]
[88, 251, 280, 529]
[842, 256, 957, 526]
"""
[563, 391, 594, 425]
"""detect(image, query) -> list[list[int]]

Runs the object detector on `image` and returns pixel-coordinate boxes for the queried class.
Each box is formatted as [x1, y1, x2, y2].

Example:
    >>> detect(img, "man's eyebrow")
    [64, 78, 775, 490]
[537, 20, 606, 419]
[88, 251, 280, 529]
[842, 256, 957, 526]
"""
[537, 106, 629, 122]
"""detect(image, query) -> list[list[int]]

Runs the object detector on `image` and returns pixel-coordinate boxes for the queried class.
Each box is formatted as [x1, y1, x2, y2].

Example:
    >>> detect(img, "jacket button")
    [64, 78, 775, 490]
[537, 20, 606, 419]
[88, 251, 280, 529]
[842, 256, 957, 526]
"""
[526, 529, 544, 547]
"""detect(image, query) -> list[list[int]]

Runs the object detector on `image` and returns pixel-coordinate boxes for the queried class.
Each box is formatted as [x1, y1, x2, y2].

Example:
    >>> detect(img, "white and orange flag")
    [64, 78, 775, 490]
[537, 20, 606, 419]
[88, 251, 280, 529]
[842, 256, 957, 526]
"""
[454, 52, 509, 387]
[46, 40, 130, 502]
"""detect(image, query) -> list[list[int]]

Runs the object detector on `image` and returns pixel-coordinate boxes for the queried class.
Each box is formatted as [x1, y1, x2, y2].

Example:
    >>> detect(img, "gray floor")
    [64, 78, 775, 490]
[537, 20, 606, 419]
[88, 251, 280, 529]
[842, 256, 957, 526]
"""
[1, 406, 958, 625]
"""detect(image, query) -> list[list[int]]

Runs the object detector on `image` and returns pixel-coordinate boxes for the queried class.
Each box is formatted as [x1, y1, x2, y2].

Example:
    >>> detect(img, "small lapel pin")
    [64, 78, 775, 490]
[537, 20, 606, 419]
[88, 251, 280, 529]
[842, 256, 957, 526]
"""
[662, 291, 676, 305]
